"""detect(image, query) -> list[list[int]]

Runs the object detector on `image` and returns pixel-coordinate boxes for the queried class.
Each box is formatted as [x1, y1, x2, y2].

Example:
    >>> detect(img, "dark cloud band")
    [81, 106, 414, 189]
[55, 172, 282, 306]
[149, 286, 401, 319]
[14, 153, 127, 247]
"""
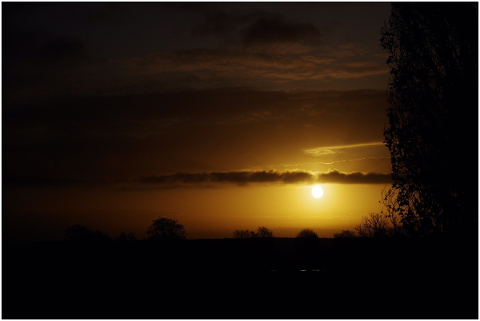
[3, 170, 391, 190]
[139, 170, 314, 185]
[139, 170, 391, 186]
[317, 170, 391, 184]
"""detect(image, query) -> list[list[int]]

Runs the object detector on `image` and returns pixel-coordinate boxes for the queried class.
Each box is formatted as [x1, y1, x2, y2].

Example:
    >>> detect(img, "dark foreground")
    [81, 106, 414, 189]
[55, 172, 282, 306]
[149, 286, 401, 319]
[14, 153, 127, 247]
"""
[3, 236, 478, 319]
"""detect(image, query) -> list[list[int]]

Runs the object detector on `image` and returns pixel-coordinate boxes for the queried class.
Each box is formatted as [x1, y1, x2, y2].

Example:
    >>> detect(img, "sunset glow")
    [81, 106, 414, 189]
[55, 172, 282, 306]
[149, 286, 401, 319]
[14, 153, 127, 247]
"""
[4, 3, 477, 319]
[3, 2, 393, 241]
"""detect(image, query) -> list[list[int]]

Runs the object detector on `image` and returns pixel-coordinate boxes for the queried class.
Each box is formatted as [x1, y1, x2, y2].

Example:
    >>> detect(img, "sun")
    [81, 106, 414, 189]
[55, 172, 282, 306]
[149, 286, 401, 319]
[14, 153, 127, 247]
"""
[311, 185, 324, 198]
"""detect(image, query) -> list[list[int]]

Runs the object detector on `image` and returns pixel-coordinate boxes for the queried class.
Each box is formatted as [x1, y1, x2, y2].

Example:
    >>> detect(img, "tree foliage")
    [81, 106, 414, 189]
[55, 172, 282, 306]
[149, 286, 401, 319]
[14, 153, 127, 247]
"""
[256, 226, 274, 238]
[233, 229, 251, 239]
[233, 226, 274, 239]
[379, 186, 403, 235]
[333, 230, 356, 239]
[147, 217, 186, 240]
[115, 232, 137, 241]
[380, 3, 478, 236]
[296, 229, 318, 239]
[355, 213, 390, 238]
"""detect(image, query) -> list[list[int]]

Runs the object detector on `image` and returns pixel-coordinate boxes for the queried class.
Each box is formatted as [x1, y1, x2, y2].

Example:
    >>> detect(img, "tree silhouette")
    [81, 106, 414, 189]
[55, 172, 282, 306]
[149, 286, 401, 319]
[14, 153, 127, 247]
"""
[296, 229, 318, 239]
[115, 232, 137, 241]
[233, 229, 251, 238]
[64, 224, 111, 242]
[256, 226, 274, 238]
[333, 230, 356, 238]
[379, 186, 401, 233]
[233, 227, 274, 238]
[295, 229, 319, 251]
[355, 213, 389, 238]
[146, 217, 186, 240]
[380, 3, 478, 236]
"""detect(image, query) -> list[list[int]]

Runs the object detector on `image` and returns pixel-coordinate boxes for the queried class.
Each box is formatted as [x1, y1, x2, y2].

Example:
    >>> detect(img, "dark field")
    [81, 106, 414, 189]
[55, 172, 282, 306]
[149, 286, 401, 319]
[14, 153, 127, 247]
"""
[3, 237, 478, 319]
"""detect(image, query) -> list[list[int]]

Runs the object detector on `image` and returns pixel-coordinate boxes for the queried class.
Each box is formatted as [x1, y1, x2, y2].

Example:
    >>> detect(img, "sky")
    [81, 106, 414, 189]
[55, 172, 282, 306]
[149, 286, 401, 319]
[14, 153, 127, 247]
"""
[2, 2, 394, 241]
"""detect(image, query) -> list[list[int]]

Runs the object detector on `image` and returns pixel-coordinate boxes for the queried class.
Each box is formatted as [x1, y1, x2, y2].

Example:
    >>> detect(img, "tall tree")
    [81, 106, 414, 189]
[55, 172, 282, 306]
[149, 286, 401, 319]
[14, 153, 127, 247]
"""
[380, 3, 478, 236]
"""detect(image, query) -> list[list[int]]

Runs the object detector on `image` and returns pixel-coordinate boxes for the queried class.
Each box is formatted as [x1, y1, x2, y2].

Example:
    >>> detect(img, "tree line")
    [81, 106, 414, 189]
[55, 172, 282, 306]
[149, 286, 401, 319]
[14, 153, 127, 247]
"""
[63, 217, 322, 243]
[63, 209, 403, 243]
[63, 216, 187, 243]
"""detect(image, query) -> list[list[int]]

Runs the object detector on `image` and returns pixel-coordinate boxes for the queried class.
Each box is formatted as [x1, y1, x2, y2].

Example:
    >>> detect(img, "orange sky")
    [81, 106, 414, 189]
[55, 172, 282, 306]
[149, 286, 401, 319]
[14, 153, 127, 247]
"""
[3, 3, 394, 241]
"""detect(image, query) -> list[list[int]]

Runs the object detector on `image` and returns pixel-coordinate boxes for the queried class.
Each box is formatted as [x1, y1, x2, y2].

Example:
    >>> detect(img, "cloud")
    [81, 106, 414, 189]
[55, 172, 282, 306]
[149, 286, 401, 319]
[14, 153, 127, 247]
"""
[283, 156, 391, 167]
[120, 46, 328, 73]
[136, 169, 390, 187]
[191, 10, 321, 47]
[2, 169, 391, 191]
[2, 2, 391, 101]
[4, 28, 388, 102]
[116, 44, 387, 93]
[303, 142, 385, 156]
[317, 170, 391, 184]
[139, 170, 315, 186]
[3, 90, 389, 188]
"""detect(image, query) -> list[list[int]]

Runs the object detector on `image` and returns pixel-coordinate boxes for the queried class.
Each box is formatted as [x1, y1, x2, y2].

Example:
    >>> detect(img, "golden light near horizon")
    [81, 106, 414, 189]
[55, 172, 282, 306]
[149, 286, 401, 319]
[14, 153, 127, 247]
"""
[311, 185, 324, 199]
